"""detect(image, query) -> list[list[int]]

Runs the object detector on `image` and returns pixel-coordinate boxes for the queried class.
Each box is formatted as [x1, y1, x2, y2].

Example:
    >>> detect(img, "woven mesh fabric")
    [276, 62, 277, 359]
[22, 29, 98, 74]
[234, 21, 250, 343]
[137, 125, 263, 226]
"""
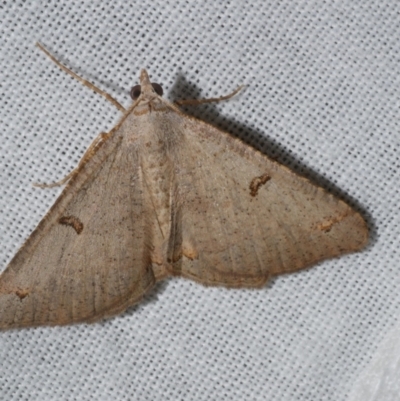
[0, 1, 399, 400]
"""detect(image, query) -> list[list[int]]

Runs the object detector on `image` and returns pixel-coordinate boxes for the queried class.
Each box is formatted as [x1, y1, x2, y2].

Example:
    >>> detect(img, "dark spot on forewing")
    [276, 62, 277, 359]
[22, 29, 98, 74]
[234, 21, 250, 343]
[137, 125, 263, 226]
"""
[314, 212, 350, 233]
[249, 173, 271, 197]
[16, 289, 29, 300]
[58, 215, 84, 234]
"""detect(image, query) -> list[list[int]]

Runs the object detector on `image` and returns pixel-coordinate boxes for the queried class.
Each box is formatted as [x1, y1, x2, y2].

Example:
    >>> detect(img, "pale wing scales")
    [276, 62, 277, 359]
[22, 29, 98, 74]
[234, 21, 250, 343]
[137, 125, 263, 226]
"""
[0, 63, 369, 329]
[168, 112, 367, 287]
[0, 133, 154, 329]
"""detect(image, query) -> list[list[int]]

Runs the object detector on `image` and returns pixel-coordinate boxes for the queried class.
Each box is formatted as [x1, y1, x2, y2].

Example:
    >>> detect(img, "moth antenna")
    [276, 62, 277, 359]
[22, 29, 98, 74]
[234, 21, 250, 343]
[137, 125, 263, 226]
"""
[32, 132, 110, 188]
[175, 84, 245, 107]
[36, 42, 126, 112]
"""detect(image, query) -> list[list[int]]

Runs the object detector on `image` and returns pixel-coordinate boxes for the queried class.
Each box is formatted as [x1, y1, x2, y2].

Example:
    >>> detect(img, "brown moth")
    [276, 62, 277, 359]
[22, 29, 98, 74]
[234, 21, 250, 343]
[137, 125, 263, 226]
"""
[0, 44, 368, 329]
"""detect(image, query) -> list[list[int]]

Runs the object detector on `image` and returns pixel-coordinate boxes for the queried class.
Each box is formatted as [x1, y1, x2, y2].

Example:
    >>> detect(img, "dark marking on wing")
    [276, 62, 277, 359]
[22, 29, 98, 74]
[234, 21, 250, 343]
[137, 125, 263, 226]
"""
[15, 289, 29, 300]
[249, 173, 271, 197]
[314, 212, 350, 233]
[58, 215, 84, 234]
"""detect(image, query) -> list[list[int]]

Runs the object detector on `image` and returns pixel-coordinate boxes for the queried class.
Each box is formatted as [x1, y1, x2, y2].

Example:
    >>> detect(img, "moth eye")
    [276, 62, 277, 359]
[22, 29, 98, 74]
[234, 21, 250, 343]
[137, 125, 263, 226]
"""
[151, 83, 163, 96]
[130, 85, 142, 100]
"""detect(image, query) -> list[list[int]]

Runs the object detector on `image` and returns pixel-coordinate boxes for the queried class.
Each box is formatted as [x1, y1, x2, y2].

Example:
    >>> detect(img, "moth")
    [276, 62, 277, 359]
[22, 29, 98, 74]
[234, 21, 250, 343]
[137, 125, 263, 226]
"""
[0, 44, 368, 329]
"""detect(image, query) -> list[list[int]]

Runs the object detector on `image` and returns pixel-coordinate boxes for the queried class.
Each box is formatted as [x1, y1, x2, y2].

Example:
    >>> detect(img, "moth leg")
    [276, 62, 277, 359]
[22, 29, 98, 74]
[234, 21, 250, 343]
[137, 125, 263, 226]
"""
[175, 85, 244, 107]
[36, 42, 126, 113]
[33, 132, 110, 188]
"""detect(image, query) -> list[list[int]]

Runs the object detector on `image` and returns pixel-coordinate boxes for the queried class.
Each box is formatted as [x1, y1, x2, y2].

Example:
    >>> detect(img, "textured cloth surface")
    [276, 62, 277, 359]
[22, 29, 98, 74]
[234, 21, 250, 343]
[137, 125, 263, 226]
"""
[349, 319, 400, 401]
[0, 1, 398, 400]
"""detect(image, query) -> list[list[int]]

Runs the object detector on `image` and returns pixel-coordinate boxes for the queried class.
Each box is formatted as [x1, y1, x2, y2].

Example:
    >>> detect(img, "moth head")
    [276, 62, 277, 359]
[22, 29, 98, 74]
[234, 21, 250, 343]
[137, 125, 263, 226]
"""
[130, 69, 163, 101]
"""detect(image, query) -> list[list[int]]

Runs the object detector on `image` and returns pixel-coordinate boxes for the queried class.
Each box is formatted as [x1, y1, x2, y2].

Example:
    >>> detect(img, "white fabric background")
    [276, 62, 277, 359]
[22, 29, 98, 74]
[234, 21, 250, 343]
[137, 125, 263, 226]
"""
[0, 1, 399, 400]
